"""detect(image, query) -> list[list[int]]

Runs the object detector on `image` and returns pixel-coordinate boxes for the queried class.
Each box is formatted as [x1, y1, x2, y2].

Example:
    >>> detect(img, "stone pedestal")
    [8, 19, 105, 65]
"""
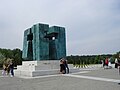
[15, 60, 60, 77]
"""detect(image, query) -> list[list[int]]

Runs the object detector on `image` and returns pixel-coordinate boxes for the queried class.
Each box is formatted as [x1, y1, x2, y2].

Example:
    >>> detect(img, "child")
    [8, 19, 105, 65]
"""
[2, 63, 7, 76]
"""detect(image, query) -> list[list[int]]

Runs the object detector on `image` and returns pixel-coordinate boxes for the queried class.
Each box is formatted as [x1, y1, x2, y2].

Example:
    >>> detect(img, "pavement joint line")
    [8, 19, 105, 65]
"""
[71, 71, 90, 74]
[14, 71, 91, 79]
[0, 71, 89, 79]
[63, 74, 120, 83]
[16, 74, 61, 79]
[0, 74, 62, 79]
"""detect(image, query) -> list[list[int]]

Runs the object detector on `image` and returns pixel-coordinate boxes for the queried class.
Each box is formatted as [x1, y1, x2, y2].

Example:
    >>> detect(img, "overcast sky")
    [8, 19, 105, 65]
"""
[0, 0, 120, 55]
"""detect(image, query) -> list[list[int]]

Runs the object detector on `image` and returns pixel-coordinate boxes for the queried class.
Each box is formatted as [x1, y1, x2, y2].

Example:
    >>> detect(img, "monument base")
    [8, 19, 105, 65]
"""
[15, 60, 80, 77]
[15, 60, 61, 77]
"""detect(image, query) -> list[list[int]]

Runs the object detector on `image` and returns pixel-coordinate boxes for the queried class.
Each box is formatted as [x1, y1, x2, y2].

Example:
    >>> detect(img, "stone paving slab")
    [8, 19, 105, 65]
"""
[0, 68, 120, 90]
[73, 68, 120, 80]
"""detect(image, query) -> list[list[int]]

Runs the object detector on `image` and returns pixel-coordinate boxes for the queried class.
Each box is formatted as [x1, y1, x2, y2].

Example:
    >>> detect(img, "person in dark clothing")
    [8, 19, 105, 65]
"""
[60, 60, 66, 74]
[115, 58, 118, 68]
[118, 54, 120, 85]
[8, 61, 14, 77]
[63, 59, 69, 74]
[118, 59, 120, 75]
[103, 60, 105, 67]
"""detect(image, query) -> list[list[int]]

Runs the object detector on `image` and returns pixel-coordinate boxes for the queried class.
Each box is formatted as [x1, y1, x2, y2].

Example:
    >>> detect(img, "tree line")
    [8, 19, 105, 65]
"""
[66, 51, 120, 66]
[0, 48, 22, 68]
[0, 48, 119, 68]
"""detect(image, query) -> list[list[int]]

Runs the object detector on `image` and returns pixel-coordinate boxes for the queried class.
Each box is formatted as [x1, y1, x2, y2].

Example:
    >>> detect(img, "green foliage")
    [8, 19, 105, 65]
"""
[113, 51, 120, 58]
[67, 53, 119, 65]
[0, 52, 6, 67]
[0, 48, 22, 68]
[12, 49, 22, 66]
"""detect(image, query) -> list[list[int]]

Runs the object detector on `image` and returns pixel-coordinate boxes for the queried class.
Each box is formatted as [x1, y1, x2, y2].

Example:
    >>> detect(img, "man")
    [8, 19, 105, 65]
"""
[60, 60, 66, 74]
[8, 61, 14, 77]
[63, 58, 69, 74]
[118, 54, 120, 74]
[118, 54, 120, 85]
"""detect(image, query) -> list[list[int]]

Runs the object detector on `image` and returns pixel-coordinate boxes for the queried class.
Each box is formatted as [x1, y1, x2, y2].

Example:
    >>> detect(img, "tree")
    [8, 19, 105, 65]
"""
[0, 52, 5, 67]
[12, 49, 22, 66]
[0, 48, 22, 68]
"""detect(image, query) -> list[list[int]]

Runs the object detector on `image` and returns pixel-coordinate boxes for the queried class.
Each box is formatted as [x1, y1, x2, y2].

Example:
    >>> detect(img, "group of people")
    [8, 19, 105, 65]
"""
[101, 58, 111, 69]
[2, 60, 14, 77]
[101, 56, 120, 70]
[60, 58, 69, 74]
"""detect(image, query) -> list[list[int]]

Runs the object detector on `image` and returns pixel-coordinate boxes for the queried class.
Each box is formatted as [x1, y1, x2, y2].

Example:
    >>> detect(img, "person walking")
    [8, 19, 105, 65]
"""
[105, 58, 109, 69]
[115, 58, 118, 68]
[118, 55, 120, 75]
[8, 61, 14, 77]
[63, 59, 69, 74]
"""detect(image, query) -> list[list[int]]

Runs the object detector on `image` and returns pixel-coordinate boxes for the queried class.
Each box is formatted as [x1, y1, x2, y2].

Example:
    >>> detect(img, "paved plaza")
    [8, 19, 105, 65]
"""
[0, 67, 120, 90]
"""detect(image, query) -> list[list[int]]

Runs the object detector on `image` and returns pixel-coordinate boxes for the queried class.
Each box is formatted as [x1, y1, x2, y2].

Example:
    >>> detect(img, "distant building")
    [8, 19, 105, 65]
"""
[22, 23, 66, 60]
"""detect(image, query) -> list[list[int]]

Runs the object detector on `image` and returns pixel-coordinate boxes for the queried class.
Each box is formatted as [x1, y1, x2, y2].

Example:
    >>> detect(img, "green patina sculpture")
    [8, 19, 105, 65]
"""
[22, 23, 66, 60]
